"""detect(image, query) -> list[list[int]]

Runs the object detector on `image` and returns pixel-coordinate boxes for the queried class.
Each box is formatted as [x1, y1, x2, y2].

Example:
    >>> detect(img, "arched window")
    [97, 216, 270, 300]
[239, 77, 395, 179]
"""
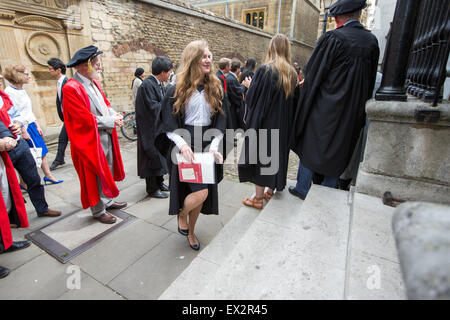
[246, 13, 251, 25]
[259, 12, 264, 29]
[252, 12, 258, 27]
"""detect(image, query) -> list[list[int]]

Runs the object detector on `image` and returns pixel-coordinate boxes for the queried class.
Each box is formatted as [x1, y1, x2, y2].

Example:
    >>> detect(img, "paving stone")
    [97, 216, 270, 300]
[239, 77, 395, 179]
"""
[57, 272, 125, 300]
[346, 248, 406, 300]
[108, 233, 199, 300]
[72, 220, 170, 284]
[0, 254, 69, 300]
[126, 197, 171, 226]
[0, 244, 44, 271]
[159, 257, 220, 299]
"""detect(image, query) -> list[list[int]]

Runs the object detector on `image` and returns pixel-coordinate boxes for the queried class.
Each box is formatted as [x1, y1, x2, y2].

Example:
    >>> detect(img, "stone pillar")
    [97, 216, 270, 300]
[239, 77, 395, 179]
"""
[355, 98, 450, 204]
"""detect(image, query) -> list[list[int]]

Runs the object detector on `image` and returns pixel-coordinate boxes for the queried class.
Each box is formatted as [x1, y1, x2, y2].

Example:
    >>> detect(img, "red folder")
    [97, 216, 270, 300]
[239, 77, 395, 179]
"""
[178, 162, 203, 183]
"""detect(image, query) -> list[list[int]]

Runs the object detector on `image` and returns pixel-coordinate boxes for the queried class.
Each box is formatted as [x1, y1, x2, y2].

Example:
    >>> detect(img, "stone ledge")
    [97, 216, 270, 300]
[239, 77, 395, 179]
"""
[356, 169, 450, 205]
[392, 202, 450, 299]
[366, 98, 450, 126]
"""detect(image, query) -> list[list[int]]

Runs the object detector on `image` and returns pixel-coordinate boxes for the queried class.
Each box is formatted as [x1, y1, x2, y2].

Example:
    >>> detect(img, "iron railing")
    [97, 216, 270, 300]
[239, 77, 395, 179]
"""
[406, 0, 450, 106]
[376, 0, 449, 107]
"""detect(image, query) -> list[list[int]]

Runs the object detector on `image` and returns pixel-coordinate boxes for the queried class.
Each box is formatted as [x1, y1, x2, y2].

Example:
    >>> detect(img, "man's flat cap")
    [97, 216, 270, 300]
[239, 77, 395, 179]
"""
[66, 45, 103, 68]
[329, 0, 367, 17]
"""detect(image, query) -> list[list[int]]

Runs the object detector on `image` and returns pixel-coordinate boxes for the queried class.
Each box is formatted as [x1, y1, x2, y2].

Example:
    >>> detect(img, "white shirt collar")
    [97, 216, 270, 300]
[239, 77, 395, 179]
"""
[151, 75, 161, 85]
[57, 75, 66, 83]
[230, 71, 238, 79]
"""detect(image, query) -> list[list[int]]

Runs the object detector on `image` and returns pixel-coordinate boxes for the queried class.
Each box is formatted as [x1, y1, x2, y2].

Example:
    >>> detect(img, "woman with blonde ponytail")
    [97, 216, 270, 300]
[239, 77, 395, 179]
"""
[155, 40, 228, 251]
[238, 34, 299, 210]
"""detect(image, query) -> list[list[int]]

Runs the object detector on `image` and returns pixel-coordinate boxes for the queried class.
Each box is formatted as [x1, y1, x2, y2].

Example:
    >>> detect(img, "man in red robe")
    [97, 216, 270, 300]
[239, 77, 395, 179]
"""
[63, 45, 126, 224]
[0, 122, 30, 279]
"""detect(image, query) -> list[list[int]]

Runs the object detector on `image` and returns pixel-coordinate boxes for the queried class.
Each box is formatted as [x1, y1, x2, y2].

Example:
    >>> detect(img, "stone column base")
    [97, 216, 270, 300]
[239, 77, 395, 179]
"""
[355, 97, 450, 204]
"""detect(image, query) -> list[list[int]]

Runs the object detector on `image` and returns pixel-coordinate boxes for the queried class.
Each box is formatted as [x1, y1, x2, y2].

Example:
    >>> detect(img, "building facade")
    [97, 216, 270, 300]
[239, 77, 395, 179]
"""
[317, 0, 373, 38]
[189, 0, 320, 50]
[0, 0, 318, 138]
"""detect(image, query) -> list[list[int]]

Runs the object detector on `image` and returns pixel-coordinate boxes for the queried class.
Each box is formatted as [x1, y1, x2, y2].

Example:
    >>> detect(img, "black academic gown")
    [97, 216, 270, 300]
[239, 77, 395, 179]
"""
[135, 76, 168, 179]
[238, 65, 299, 191]
[155, 85, 229, 215]
[226, 73, 245, 129]
[216, 70, 233, 131]
[291, 21, 379, 177]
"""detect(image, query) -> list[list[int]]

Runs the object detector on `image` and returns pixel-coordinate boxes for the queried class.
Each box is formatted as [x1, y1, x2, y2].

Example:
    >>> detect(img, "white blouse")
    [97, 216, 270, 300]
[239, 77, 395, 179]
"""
[4, 86, 37, 126]
[167, 89, 223, 152]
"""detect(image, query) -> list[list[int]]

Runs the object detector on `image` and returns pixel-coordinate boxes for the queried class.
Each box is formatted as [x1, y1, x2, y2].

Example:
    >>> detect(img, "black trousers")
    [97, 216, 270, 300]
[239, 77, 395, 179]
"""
[146, 176, 164, 195]
[8, 139, 48, 214]
[55, 124, 68, 163]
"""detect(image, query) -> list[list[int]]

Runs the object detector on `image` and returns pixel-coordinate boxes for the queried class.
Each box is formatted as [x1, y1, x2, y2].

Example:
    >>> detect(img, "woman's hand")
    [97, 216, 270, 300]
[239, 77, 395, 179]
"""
[210, 150, 223, 164]
[36, 123, 43, 136]
[180, 144, 194, 163]
[0, 137, 17, 152]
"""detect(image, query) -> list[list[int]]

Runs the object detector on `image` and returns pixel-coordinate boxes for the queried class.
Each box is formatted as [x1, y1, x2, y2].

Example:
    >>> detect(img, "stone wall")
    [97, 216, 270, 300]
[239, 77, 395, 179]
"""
[88, 0, 315, 111]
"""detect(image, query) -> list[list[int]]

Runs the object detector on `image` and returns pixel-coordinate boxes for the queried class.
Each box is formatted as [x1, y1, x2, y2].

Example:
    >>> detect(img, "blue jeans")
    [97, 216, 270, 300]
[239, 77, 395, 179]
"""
[294, 161, 338, 197]
[8, 139, 48, 214]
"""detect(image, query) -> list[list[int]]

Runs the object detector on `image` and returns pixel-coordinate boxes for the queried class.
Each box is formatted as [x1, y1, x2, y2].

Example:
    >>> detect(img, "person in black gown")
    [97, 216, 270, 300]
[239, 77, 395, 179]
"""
[135, 56, 173, 198]
[156, 40, 227, 250]
[238, 34, 299, 210]
[289, 0, 379, 200]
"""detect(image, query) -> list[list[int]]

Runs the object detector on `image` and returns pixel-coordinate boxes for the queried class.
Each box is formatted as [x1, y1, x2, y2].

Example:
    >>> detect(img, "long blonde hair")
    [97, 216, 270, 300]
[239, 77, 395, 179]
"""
[265, 34, 298, 98]
[173, 40, 223, 115]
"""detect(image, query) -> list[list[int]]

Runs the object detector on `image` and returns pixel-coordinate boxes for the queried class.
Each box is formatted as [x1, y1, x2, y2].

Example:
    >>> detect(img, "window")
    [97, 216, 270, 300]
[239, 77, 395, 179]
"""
[243, 8, 266, 30]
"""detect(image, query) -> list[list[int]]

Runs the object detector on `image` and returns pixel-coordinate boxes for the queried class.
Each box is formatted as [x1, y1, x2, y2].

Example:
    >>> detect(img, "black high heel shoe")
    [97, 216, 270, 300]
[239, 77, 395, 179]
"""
[188, 234, 200, 251]
[177, 214, 189, 236]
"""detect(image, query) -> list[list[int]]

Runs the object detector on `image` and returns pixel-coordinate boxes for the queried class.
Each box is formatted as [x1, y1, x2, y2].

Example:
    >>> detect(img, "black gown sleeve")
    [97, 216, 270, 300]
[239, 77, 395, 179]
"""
[291, 33, 343, 148]
[135, 80, 165, 160]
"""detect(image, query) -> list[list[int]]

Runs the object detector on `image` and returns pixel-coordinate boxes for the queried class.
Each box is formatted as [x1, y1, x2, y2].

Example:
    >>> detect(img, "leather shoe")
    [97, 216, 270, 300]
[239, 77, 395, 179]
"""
[37, 209, 62, 217]
[0, 266, 10, 279]
[160, 183, 170, 192]
[94, 213, 116, 224]
[188, 235, 200, 251]
[50, 160, 65, 171]
[149, 189, 168, 199]
[2, 240, 31, 253]
[106, 201, 127, 210]
[288, 186, 306, 200]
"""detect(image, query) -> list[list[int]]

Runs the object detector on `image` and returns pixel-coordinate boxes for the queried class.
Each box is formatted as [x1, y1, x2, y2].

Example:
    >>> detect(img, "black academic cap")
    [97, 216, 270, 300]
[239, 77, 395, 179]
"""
[329, 0, 367, 17]
[66, 45, 103, 68]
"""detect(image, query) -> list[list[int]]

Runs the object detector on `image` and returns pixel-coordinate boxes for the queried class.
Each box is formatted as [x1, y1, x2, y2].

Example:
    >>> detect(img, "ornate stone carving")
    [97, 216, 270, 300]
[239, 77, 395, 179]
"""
[32, 0, 44, 4]
[14, 15, 64, 31]
[54, 0, 69, 9]
[26, 31, 61, 66]
[0, 9, 15, 20]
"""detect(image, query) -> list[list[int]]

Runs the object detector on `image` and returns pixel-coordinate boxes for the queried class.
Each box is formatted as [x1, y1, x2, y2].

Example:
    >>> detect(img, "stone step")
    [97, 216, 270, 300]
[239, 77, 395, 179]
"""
[158, 205, 260, 299]
[161, 183, 351, 299]
[345, 191, 406, 299]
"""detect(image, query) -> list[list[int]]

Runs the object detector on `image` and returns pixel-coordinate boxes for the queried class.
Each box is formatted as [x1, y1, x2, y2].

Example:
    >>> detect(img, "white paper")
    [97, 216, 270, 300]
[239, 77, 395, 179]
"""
[176, 152, 216, 184]
[181, 168, 196, 180]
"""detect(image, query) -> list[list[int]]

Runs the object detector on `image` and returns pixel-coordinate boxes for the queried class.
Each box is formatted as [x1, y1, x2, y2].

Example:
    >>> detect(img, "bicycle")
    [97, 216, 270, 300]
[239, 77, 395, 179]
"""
[120, 111, 137, 141]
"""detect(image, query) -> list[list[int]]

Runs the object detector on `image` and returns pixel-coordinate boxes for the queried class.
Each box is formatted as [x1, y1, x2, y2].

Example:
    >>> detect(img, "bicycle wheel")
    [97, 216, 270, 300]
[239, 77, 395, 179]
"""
[121, 112, 137, 141]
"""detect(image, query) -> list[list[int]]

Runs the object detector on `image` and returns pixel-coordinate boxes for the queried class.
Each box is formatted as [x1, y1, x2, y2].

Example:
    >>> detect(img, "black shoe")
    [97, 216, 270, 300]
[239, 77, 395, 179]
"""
[160, 183, 170, 192]
[50, 160, 65, 171]
[177, 214, 189, 236]
[288, 186, 306, 200]
[148, 189, 168, 199]
[0, 266, 10, 279]
[188, 235, 200, 251]
[2, 240, 31, 254]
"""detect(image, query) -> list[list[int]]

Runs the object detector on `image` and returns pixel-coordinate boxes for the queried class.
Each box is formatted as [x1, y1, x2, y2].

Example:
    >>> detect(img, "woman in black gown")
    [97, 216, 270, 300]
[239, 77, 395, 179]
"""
[239, 34, 299, 210]
[156, 40, 227, 250]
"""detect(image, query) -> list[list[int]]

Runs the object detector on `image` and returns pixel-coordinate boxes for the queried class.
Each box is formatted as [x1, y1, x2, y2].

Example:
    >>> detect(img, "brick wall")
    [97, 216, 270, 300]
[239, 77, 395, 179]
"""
[88, 0, 314, 111]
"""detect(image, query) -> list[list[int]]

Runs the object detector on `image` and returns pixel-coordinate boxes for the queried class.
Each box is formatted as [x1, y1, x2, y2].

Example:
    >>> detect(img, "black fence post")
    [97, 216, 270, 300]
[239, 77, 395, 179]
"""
[375, 0, 422, 101]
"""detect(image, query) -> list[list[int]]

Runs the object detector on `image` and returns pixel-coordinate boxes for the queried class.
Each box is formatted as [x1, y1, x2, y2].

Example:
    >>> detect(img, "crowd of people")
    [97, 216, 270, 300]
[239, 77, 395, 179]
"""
[0, 0, 379, 279]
